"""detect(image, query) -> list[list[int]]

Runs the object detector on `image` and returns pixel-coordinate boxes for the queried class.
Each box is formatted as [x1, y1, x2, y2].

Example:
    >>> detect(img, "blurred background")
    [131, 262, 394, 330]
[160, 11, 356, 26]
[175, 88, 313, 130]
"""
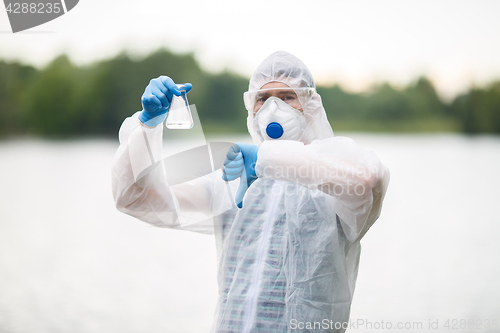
[1, 0, 499, 332]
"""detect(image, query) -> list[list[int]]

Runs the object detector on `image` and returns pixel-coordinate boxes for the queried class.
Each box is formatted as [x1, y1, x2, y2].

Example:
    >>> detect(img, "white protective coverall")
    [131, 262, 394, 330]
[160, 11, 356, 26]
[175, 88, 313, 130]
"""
[112, 51, 390, 333]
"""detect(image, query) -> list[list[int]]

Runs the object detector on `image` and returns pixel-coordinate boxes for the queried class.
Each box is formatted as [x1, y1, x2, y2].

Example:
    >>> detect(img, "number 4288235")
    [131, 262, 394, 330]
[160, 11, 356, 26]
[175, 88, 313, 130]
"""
[6, 3, 62, 14]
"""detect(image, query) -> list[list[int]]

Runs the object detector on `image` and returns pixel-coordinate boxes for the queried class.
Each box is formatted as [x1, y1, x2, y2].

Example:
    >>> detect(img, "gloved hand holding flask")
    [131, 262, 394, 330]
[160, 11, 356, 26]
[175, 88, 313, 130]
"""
[139, 76, 193, 127]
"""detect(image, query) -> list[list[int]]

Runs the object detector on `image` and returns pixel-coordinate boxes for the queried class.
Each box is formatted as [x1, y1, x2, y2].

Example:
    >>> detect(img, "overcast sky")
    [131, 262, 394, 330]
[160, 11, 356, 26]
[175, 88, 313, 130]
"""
[1, 0, 500, 100]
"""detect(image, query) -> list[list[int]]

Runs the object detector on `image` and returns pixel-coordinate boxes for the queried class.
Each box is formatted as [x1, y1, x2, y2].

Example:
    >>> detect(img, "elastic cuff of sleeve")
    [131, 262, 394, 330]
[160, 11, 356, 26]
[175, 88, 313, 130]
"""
[255, 142, 271, 178]
[138, 111, 167, 127]
[255, 140, 304, 179]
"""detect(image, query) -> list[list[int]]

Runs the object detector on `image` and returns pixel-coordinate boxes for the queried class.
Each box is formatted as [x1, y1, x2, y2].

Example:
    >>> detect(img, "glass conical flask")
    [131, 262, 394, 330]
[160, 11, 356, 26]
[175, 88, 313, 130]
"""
[166, 85, 194, 129]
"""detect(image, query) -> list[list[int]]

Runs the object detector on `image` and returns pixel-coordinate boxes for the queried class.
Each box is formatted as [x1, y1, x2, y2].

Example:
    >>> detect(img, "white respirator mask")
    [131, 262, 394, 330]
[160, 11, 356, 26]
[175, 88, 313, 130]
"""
[253, 97, 306, 141]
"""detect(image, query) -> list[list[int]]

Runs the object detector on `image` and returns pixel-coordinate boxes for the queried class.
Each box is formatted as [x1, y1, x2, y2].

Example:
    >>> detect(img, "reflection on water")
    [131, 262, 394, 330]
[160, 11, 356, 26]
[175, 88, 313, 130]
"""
[0, 135, 499, 333]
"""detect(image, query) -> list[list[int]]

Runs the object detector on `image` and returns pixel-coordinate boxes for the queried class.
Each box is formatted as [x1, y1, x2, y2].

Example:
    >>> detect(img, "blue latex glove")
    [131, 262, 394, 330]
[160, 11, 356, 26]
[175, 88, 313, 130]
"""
[222, 143, 260, 208]
[139, 76, 193, 127]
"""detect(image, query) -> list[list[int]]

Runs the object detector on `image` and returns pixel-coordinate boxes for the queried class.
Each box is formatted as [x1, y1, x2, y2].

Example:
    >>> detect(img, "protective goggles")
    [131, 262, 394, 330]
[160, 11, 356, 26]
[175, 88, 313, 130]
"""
[243, 87, 316, 113]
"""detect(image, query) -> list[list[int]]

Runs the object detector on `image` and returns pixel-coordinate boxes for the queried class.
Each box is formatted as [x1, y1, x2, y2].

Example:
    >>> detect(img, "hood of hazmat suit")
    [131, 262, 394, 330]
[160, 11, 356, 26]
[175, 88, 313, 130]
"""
[111, 51, 390, 333]
[246, 51, 334, 145]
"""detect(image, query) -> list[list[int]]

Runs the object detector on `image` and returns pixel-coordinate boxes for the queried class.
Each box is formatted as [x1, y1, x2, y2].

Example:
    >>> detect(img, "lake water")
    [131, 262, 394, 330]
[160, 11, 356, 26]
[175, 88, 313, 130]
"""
[0, 134, 499, 333]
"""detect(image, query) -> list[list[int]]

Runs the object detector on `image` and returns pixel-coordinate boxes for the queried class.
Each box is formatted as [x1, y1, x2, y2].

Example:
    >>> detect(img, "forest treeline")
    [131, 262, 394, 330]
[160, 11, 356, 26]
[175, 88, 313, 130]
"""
[1, 49, 499, 137]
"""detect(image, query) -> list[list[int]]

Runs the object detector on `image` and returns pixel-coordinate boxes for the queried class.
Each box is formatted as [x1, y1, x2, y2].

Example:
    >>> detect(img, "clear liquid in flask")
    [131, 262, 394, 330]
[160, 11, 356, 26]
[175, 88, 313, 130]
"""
[166, 85, 194, 129]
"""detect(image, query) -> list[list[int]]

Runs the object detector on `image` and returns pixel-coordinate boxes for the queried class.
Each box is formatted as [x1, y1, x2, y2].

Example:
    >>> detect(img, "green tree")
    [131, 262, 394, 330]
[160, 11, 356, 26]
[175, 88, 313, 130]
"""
[0, 61, 36, 135]
[404, 77, 446, 119]
[366, 83, 412, 121]
[450, 82, 500, 134]
[317, 85, 367, 121]
[196, 71, 248, 131]
[24, 55, 79, 136]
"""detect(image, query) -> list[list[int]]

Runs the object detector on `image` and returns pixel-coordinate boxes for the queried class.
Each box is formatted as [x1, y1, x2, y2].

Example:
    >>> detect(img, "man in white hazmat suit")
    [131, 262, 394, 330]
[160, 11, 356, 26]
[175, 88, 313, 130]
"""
[112, 51, 390, 333]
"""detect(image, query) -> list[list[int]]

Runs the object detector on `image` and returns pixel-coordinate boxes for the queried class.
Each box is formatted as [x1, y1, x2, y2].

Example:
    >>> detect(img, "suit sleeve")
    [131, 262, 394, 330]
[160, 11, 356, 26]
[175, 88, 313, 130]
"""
[255, 137, 390, 242]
